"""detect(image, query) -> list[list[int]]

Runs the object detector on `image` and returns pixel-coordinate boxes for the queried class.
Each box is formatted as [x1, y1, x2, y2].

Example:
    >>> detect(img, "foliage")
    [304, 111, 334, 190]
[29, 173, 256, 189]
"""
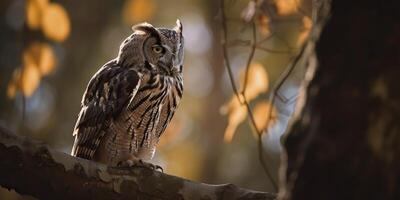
[7, 0, 70, 98]
[221, 62, 274, 142]
[220, 0, 312, 143]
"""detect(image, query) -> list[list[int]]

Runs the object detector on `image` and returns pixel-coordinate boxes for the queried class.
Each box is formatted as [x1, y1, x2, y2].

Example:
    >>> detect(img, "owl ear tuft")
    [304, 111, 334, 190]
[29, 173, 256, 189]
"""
[174, 19, 183, 33]
[131, 22, 161, 40]
[132, 22, 155, 32]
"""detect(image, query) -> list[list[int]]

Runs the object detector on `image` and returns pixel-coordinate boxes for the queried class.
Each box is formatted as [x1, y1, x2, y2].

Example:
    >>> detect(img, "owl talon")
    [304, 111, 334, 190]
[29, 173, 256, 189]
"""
[155, 165, 163, 172]
[117, 159, 162, 172]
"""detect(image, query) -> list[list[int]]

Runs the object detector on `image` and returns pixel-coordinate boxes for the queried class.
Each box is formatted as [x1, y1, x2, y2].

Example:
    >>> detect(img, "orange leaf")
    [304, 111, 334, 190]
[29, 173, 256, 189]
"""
[26, 0, 49, 30]
[122, 0, 156, 25]
[23, 42, 56, 76]
[41, 3, 71, 42]
[7, 69, 21, 98]
[253, 101, 278, 132]
[221, 97, 247, 142]
[257, 14, 271, 36]
[21, 64, 41, 97]
[297, 16, 312, 46]
[239, 62, 269, 101]
[6, 82, 17, 98]
[221, 62, 270, 142]
[38, 43, 56, 75]
[275, 0, 299, 16]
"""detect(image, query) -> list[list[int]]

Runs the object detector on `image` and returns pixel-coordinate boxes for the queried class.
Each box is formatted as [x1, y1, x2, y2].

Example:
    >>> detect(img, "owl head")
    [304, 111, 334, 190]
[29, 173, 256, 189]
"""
[118, 20, 184, 75]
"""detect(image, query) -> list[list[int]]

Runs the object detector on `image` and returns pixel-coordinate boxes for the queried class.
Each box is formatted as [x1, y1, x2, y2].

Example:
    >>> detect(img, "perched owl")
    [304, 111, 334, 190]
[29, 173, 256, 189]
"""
[71, 20, 184, 167]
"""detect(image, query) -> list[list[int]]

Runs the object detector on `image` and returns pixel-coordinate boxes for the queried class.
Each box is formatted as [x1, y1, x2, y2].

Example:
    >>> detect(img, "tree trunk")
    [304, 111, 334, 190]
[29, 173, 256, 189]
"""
[280, 0, 400, 199]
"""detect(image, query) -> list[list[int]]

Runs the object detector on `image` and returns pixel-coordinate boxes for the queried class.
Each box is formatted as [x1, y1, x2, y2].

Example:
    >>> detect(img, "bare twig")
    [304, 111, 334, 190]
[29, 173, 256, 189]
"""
[220, 0, 278, 191]
[263, 0, 320, 137]
[256, 46, 294, 54]
[220, 0, 314, 192]
[227, 38, 296, 54]
[241, 21, 257, 96]
[220, 0, 242, 104]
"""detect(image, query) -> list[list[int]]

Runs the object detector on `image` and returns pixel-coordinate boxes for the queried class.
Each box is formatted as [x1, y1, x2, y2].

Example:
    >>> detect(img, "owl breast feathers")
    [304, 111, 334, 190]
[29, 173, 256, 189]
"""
[71, 20, 184, 165]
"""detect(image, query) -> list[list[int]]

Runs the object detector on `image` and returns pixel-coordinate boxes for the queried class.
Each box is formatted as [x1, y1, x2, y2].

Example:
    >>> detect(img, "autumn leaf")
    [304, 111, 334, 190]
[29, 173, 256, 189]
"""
[8, 64, 42, 98]
[7, 69, 21, 98]
[297, 16, 312, 47]
[20, 63, 41, 97]
[122, 0, 156, 25]
[253, 101, 277, 132]
[221, 62, 270, 142]
[6, 81, 17, 98]
[7, 42, 55, 98]
[275, 0, 299, 16]
[240, 62, 269, 101]
[257, 14, 271, 36]
[221, 97, 247, 142]
[41, 3, 71, 42]
[24, 42, 56, 75]
[26, 0, 49, 30]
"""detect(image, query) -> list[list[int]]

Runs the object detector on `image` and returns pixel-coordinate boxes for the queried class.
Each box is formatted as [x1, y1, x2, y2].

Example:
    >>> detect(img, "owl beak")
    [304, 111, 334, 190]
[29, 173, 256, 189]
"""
[174, 19, 183, 34]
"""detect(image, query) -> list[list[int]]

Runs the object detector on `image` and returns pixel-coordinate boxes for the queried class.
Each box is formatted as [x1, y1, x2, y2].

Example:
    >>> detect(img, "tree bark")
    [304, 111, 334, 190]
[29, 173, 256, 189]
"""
[280, 0, 400, 200]
[0, 126, 276, 200]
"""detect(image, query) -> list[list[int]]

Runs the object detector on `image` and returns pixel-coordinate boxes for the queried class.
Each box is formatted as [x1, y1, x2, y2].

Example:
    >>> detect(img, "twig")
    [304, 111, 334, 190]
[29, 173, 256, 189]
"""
[220, 0, 318, 193]
[220, 0, 242, 104]
[18, 23, 27, 135]
[263, 0, 319, 136]
[256, 46, 294, 54]
[265, 43, 307, 139]
[220, 0, 278, 191]
[241, 21, 257, 96]
[227, 38, 296, 54]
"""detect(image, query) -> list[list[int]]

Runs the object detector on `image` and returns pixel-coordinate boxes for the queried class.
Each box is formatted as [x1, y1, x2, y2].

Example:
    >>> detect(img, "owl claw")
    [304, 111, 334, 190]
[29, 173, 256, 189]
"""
[155, 165, 163, 173]
[117, 159, 163, 172]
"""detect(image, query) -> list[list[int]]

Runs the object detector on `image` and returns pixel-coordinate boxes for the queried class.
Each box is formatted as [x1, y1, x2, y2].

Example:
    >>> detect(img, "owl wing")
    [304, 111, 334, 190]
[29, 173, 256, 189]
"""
[71, 59, 141, 159]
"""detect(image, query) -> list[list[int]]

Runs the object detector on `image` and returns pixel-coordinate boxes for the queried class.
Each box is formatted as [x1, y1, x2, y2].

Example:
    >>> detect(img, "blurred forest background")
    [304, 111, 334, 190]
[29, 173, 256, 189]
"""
[0, 0, 312, 199]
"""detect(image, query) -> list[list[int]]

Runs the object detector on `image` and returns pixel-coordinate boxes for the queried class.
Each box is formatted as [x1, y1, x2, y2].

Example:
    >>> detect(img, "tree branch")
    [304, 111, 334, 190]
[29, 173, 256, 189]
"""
[0, 125, 276, 200]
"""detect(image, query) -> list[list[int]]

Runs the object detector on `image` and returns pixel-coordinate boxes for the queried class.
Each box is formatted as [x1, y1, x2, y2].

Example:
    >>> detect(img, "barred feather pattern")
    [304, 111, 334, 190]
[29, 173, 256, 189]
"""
[71, 60, 183, 165]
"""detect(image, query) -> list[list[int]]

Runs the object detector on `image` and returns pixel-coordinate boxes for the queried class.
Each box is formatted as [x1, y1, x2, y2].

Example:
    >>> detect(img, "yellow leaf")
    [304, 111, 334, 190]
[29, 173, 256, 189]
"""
[221, 97, 247, 142]
[275, 0, 299, 16]
[253, 101, 278, 132]
[7, 82, 17, 98]
[122, 0, 156, 25]
[39, 43, 56, 75]
[239, 62, 269, 101]
[41, 3, 71, 42]
[297, 16, 312, 47]
[257, 14, 271, 36]
[24, 42, 56, 76]
[26, 0, 49, 30]
[21, 64, 41, 97]
[7, 69, 21, 98]
[221, 62, 269, 142]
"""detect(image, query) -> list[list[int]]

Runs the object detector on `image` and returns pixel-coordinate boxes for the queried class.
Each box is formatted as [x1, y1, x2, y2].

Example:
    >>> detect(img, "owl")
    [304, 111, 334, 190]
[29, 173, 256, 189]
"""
[71, 20, 184, 168]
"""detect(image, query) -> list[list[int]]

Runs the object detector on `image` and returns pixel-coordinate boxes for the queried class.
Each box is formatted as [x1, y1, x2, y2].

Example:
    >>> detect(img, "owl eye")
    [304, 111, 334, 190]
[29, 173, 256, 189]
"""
[152, 45, 164, 54]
